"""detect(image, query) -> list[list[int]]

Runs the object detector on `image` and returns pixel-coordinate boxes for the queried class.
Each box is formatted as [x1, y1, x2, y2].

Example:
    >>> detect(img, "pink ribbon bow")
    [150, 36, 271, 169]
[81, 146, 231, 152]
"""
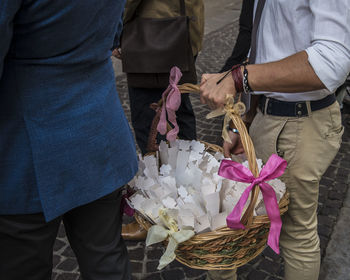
[157, 66, 182, 142]
[218, 154, 287, 254]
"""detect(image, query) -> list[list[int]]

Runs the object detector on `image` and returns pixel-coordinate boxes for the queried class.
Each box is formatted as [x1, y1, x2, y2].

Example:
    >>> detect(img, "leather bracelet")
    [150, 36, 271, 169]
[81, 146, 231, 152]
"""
[231, 65, 244, 93]
[242, 64, 252, 94]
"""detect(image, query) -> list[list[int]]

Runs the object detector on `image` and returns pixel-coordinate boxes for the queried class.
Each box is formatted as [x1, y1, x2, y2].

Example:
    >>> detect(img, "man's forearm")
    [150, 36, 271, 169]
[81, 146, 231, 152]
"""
[246, 51, 326, 93]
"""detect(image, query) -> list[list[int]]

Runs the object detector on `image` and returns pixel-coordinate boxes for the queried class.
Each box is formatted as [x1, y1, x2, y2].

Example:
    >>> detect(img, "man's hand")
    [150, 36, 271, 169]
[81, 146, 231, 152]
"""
[112, 48, 122, 59]
[223, 130, 245, 158]
[199, 72, 237, 109]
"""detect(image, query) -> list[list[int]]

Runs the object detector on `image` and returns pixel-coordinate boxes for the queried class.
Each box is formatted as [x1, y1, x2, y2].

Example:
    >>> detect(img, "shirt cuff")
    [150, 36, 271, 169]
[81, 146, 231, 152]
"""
[306, 44, 350, 93]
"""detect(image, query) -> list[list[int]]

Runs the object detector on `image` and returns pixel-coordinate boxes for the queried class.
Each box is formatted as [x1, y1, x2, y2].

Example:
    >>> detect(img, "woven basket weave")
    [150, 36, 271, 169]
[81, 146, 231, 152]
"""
[135, 83, 289, 270]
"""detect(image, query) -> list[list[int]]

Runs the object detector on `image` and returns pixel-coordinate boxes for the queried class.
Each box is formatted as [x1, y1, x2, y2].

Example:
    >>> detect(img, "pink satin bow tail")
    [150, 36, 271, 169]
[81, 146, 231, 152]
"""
[157, 66, 182, 142]
[218, 154, 287, 254]
[121, 189, 135, 217]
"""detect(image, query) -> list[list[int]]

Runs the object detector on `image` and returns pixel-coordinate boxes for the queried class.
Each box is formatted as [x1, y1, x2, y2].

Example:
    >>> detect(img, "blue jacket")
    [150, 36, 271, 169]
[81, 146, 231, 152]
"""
[0, 0, 138, 221]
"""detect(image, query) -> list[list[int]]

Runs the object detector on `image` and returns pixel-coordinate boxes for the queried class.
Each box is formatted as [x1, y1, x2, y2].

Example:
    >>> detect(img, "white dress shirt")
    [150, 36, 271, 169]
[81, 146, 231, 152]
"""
[253, 0, 350, 101]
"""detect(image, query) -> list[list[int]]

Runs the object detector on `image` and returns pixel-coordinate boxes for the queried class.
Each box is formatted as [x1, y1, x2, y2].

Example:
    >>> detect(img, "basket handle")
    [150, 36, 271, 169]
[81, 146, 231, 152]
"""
[223, 101, 259, 226]
[147, 83, 260, 227]
[146, 83, 200, 152]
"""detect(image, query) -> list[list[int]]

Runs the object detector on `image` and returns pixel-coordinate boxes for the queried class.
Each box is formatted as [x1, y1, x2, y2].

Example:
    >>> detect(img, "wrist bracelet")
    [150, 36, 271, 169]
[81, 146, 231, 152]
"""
[231, 65, 244, 93]
[216, 63, 246, 89]
[242, 64, 252, 94]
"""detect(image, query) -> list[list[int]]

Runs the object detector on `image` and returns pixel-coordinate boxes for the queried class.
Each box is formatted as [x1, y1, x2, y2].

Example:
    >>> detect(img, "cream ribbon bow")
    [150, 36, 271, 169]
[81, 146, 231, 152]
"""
[206, 95, 246, 144]
[146, 209, 195, 270]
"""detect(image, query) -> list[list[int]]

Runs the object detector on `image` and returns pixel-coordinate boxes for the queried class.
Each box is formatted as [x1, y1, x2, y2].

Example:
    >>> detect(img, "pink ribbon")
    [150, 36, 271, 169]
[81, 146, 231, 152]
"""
[121, 189, 135, 217]
[218, 154, 287, 254]
[157, 66, 182, 142]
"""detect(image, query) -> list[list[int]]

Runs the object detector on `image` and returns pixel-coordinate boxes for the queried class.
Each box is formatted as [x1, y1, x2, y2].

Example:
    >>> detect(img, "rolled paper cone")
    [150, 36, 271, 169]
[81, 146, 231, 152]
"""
[159, 164, 172, 176]
[159, 141, 169, 165]
[195, 214, 211, 234]
[204, 192, 220, 217]
[178, 139, 191, 151]
[200, 179, 216, 196]
[162, 197, 177, 209]
[178, 209, 195, 229]
[210, 212, 228, 231]
[168, 146, 178, 170]
[190, 140, 205, 153]
[175, 150, 190, 185]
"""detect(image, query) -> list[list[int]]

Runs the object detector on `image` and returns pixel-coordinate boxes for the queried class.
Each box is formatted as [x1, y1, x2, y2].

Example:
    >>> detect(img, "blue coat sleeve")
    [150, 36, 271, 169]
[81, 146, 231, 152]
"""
[0, 0, 22, 79]
[112, 14, 124, 49]
[112, 0, 127, 49]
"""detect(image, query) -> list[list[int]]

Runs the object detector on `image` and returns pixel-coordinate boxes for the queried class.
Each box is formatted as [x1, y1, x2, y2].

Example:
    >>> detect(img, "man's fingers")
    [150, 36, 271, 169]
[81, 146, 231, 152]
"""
[223, 131, 246, 158]
[200, 77, 206, 86]
[112, 48, 122, 59]
[201, 74, 210, 85]
[223, 142, 233, 158]
[200, 72, 234, 108]
[231, 138, 245, 155]
[233, 145, 245, 155]
[200, 75, 209, 104]
[223, 149, 232, 158]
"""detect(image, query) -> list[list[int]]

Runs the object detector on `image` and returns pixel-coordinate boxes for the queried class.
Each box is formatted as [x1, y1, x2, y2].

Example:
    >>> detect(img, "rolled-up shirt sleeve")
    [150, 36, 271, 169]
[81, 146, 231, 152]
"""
[306, 0, 350, 92]
[0, 0, 22, 80]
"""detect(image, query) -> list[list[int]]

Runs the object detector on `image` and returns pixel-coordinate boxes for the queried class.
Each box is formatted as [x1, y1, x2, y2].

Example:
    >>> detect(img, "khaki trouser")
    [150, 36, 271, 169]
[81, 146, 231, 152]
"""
[207, 101, 343, 280]
[251, 101, 343, 279]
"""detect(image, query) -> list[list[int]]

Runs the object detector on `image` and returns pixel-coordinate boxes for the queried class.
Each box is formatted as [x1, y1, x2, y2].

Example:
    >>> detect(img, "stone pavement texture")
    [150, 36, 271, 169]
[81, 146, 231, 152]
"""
[52, 7, 350, 280]
[320, 185, 350, 280]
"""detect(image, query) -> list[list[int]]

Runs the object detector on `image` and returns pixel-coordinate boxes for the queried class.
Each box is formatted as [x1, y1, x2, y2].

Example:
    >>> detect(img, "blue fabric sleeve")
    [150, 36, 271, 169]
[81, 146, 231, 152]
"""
[0, 0, 22, 79]
[112, 14, 124, 49]
[112, 0, 127, 49]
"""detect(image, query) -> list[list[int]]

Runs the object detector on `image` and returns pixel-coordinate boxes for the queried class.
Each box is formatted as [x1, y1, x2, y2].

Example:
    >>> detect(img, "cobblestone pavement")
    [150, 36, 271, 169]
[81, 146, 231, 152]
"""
[52, 21, 350, 280]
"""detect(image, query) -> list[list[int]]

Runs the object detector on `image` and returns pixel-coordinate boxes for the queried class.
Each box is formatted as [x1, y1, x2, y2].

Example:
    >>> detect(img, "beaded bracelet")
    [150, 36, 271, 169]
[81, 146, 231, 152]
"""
[216, 62, 252, 96]
[242, 63, 252, 94]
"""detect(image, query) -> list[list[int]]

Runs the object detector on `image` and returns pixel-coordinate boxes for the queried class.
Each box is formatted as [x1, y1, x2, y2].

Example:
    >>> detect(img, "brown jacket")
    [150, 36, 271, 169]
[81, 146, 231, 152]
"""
[123, 0, 204, 56]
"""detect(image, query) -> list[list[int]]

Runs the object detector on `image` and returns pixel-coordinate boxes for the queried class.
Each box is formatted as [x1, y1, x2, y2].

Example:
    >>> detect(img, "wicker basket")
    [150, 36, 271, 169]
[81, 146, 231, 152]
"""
[135, 83, 289, 270]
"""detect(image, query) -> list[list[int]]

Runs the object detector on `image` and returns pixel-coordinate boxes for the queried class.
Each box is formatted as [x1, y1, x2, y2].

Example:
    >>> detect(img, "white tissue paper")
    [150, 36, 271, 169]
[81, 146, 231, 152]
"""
[128, 139, 286, 234]
[195, 214, 211, 234]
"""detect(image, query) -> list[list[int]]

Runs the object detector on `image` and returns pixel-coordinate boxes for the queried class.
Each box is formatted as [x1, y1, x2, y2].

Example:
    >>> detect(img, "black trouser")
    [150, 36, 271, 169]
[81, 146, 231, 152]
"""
[128, 87, 196, 155]
[0, 189, 130, 280]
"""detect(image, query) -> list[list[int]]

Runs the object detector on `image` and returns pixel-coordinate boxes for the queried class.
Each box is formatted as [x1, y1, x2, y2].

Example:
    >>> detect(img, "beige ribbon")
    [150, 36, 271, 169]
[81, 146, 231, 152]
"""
[146, 209, 195, 270]
[206, 96, 246, 144]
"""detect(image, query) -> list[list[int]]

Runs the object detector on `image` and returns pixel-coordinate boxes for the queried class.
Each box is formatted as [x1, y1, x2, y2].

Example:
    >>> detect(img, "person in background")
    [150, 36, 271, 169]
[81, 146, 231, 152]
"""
[0, 1, 137, 279]
[200, 1, 349, 280]
[114, 0, 204, 155]
[220, 0, 254, 72]
[114, 0, 204, 241]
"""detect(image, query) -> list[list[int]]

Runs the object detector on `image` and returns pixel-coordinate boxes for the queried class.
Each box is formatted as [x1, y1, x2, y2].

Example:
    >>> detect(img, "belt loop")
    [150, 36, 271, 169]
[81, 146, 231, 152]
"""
[306, 101, 312, 116]
[264, 97, 270, 115]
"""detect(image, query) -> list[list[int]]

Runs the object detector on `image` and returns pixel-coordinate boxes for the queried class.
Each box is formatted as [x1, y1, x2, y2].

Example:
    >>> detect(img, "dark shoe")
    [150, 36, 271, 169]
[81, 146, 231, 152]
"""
[122, 221, 147, 241]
